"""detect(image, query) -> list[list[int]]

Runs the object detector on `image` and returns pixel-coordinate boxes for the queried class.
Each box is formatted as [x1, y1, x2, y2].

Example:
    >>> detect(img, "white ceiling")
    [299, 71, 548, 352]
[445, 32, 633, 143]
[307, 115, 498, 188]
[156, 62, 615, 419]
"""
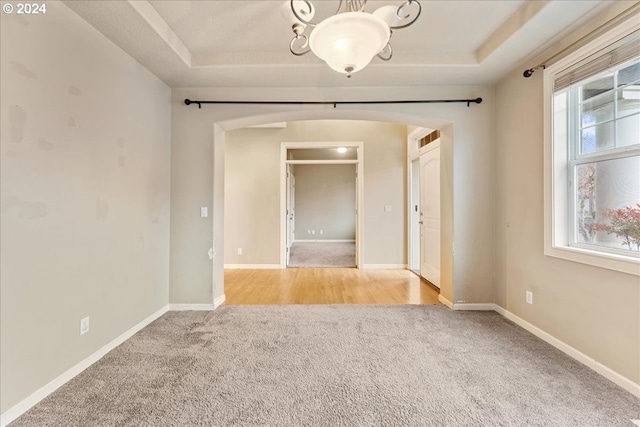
[64, 1, 613, 88]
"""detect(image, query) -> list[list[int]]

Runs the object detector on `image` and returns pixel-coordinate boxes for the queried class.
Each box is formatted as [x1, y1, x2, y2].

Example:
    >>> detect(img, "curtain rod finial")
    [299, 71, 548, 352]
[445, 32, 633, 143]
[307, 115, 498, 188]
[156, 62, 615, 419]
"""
[523, 65, 545, 78]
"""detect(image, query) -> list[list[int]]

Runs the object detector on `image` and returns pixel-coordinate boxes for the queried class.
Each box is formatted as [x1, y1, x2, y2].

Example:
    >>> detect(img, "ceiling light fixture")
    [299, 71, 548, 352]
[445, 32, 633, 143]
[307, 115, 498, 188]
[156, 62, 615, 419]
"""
[283, 0, 421, 78]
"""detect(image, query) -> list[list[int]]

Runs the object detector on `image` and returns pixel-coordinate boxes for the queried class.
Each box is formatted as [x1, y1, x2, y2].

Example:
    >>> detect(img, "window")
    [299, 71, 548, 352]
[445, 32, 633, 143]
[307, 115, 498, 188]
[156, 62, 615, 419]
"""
[545, 22, 640, 275]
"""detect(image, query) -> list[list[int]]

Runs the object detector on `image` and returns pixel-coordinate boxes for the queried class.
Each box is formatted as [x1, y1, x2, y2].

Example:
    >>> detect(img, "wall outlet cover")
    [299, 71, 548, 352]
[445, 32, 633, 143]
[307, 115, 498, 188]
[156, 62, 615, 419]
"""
[526, 291, 533, 305]
[80, 316, 90, 335]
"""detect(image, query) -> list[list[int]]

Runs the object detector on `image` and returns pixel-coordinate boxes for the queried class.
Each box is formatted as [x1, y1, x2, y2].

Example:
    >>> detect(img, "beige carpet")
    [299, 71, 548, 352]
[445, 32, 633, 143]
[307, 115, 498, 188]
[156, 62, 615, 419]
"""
[288, 241, 356, 268]
[10, 305, 640, 426]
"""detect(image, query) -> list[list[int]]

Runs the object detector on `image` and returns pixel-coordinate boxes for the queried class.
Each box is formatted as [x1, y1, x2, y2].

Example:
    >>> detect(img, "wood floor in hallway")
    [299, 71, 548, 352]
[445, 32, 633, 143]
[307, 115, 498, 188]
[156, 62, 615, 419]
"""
[224, 268, 441, 305]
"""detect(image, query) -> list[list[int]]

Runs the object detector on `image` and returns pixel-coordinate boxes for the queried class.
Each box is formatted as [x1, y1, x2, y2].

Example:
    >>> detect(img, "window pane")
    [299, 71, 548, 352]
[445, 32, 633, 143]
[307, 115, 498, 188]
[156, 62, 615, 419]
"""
[575, 156, 640, 253]
[581, 121, 613, 154]
[581, 91, 613, 127]
[617, 87, 640, 119]
[581, 75, 613, 101]
[616, 113, 640, 148]
[617, 61, 640, 88]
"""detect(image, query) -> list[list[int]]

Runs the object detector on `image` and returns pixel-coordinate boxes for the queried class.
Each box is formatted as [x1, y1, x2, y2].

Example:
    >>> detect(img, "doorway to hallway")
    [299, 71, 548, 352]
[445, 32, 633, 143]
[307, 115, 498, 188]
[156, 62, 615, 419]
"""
[281, 143, 363, 269]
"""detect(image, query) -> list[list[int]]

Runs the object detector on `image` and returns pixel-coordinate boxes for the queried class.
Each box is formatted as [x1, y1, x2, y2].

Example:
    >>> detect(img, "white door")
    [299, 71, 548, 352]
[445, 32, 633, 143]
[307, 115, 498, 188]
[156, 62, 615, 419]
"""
[286, 166, 295, 266]
[420, 141, 441, 288]
[410, 158, 421, 273]
[354, 166, 359, 267]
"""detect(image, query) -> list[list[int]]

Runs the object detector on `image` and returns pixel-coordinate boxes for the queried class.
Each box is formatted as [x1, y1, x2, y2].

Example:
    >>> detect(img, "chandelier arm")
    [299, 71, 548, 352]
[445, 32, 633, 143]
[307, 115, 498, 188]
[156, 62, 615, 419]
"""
[334, 0, 344, 15]
[377, 43, 393, 61]
[389, 0, 422, 30]
[290, 35, 311, 56]
[290, 0, 317, 27]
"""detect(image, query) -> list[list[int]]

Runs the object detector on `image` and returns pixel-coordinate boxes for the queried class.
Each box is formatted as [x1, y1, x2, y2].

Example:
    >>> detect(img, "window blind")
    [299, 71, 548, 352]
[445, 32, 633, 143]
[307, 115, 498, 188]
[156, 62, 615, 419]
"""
[554, 30, 640, 92]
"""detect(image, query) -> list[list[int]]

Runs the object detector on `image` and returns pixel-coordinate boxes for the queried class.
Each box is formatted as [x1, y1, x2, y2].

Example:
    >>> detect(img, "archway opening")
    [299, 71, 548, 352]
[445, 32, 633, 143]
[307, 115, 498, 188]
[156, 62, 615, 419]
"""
[213, 109, 454, 306]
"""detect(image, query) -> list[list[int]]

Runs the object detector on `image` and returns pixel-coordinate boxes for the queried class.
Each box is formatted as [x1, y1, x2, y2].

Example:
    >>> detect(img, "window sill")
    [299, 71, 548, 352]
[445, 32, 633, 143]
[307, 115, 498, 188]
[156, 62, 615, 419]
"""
[545, 244, 640, 276]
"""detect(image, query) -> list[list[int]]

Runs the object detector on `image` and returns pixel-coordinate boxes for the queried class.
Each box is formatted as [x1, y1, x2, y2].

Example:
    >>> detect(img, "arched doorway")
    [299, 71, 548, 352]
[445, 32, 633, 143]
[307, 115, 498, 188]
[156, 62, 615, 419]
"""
[212, 109, 454, 307]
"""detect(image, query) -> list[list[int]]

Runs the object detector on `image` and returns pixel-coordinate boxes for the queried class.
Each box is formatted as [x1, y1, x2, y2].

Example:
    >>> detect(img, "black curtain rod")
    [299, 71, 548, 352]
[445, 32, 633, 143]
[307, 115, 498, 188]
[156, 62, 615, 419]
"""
[183, 98, 483, 109]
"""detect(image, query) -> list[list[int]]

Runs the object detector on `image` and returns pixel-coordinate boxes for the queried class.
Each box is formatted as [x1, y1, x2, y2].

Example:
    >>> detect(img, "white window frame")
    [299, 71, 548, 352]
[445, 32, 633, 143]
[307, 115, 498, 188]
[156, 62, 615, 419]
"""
[544, 19, 640, 276]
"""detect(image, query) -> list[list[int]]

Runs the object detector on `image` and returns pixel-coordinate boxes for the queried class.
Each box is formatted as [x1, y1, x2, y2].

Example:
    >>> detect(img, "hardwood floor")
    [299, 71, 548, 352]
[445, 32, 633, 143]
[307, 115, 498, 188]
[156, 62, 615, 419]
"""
[224, 268, 441, 305]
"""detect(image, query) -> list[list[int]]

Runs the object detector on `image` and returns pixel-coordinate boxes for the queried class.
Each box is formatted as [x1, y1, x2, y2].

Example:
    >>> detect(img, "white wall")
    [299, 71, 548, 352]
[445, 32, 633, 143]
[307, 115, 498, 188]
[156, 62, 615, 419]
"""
[0, 3, 171, 413]
[223, 120, 404, 266]
[170, 86, 495, 306]
[495, 69, 639, 385]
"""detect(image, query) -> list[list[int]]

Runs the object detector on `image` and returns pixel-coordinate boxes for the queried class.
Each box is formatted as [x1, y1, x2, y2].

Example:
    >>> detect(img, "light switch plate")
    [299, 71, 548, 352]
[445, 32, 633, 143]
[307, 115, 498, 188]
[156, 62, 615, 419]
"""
[200, 207, 208, 218]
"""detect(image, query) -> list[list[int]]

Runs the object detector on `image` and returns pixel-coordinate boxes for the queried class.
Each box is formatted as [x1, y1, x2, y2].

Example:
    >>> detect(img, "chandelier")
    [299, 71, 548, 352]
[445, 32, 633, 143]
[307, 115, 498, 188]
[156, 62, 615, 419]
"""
[283, 0, 422, 78]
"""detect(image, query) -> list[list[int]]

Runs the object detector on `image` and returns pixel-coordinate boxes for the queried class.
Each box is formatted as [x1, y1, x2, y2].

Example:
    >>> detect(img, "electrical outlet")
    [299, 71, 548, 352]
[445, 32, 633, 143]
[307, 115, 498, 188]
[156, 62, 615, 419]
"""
[80, 316, 90, 335]
[312, 230, 315, 235]
[237, 248, 242, 255]
[319, 230, 323, 235]
[526, 291, 533, 305]
[307, 230, 311, 234]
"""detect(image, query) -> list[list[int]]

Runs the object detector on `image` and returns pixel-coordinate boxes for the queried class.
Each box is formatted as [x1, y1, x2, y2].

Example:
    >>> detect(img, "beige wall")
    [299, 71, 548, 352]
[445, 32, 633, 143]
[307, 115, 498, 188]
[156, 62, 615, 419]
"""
[494, 70, 639, 384]
[0, 3, 171, 413]
[294, 164, 356, 241]
[170, 86, 496, 305]
[223, 121, 405, 265]
[224, 128, 281, 265]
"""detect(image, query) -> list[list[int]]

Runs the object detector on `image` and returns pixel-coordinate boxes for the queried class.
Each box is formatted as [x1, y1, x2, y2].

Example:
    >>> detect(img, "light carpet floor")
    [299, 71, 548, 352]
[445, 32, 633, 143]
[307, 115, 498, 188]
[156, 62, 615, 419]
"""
[10, 305, 640, 426]
[288, 241, 356, 268]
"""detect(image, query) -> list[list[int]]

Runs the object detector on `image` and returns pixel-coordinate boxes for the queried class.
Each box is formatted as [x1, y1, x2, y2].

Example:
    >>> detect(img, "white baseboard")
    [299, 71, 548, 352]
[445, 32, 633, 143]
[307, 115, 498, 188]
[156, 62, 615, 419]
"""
[214, 294, 226, 309]
[438, 294, 454, 309]
[168, 304, 214, 311]
[453, 303, 499, 311]
[224, 264, 281, 269]
[0, 305, 169, 427]
[494, 305, 640, 399]
[361, 264, 407, 269]
[294, 239, 356, 243]
[168, 295, 225, 311]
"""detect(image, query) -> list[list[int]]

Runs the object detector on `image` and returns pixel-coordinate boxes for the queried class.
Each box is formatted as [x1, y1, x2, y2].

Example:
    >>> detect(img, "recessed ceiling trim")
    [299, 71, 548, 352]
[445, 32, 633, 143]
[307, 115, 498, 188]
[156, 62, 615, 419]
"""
[475, 0, 551, 64]
[190, 52, 478, 68]
[128, 0, 192, 67]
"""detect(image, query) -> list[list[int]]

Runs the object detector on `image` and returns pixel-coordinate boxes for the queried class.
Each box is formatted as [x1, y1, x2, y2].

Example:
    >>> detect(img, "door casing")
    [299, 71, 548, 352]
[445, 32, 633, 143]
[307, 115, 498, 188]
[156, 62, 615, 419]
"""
[280, 141, 364, 269]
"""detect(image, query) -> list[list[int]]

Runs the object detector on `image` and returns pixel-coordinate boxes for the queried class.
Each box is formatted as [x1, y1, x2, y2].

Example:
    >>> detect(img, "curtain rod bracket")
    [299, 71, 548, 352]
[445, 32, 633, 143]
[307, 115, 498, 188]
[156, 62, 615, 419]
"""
[184, 99, 202, 109]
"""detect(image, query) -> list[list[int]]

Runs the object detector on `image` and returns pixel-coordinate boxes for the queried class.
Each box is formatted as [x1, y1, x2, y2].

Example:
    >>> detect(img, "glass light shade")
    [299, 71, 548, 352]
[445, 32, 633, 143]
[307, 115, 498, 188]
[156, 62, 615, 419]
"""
[309, 12, 390, 75]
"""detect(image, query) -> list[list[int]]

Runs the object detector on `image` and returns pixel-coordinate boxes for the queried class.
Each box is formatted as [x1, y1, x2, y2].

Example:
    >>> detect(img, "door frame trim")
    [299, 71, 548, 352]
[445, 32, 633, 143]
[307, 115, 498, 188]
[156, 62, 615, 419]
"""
[280, 141, 364, 268]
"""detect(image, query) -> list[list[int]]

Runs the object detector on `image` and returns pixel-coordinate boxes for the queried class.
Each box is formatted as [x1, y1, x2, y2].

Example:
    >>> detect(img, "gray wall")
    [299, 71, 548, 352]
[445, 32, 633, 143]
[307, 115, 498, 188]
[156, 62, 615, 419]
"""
[0, 3, 171, 413]
[294, 164, 356, 241]
[223, 121, 406, 266]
